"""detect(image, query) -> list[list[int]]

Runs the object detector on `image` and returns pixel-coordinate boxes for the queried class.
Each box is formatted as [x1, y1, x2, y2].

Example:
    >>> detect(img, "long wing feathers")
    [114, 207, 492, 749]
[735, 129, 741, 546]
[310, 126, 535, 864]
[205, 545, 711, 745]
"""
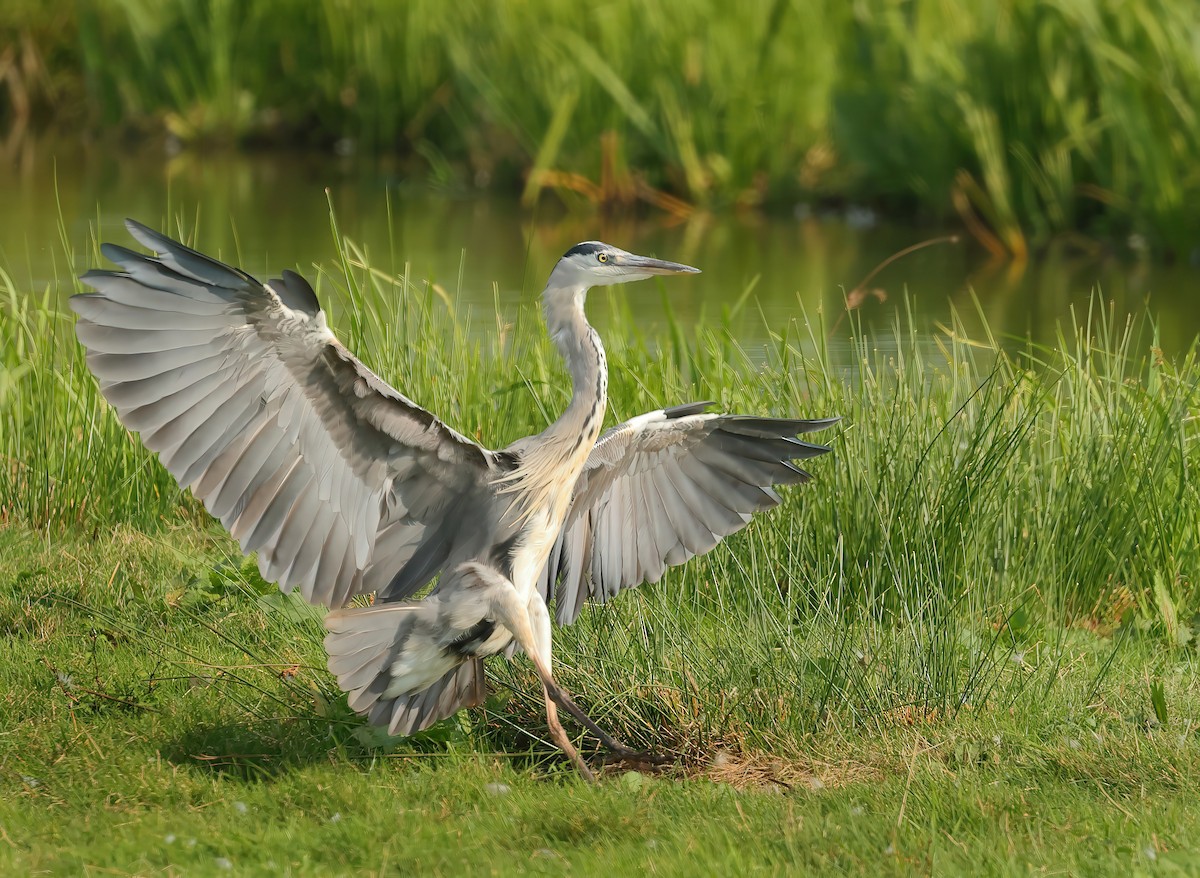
[73, 219, 497, 608]
[721, 415, 841, 437]
[122, 220, 256, 289]
[542, 405, 837, 625]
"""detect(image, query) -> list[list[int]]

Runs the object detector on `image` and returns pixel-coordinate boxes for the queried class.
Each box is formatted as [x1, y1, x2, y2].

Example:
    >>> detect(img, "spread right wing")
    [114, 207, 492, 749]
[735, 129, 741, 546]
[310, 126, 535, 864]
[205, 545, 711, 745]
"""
[538, 402, 837, 624]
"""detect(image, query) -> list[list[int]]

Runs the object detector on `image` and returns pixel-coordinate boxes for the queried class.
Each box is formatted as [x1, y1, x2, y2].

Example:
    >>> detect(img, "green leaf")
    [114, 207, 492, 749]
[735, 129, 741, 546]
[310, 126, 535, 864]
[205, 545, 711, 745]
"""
[1150, 679, 1169, 727]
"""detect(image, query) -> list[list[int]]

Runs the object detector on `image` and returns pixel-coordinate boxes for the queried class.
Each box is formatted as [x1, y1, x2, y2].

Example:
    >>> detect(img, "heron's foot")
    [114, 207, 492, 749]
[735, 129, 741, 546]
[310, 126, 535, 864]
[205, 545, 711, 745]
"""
[597, 741, 672, 767]
[543, 679, 672, 768]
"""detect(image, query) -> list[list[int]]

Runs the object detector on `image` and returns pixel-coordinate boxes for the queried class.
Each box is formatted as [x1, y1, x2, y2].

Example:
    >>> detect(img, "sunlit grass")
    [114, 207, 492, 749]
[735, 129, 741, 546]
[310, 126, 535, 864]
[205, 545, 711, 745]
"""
[2, 216, 1199, 872]
[3, 215, 1198, 739]
[3, 521, 1200, 875]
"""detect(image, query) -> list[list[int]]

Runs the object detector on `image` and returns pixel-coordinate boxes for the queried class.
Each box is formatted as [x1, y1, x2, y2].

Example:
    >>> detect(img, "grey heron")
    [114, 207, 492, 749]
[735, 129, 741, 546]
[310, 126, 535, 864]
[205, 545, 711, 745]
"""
[71, 221, 836, 779]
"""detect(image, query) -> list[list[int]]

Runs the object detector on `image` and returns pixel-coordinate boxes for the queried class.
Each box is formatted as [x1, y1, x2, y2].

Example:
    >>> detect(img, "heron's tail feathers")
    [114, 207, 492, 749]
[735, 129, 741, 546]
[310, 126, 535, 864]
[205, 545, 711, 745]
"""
[324, 604, 486, 736]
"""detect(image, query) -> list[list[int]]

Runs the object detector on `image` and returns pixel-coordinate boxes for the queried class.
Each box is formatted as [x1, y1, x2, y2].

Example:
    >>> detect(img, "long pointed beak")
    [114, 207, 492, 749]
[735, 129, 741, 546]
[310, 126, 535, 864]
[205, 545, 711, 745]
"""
[618, 253, 701, 275]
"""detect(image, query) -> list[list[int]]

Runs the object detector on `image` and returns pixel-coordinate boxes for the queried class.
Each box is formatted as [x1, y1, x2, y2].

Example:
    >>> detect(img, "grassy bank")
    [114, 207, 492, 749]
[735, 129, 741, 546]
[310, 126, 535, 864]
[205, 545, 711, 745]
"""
[5, 0, 1200, 252]
[2, 221, 1199, 872]
[4, 524, 1200, 875]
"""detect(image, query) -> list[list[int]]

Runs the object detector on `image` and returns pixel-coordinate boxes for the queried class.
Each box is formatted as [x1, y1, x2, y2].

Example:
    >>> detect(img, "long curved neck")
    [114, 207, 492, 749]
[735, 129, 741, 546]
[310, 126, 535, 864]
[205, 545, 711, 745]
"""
[494, 282, 609, 532]
[543, 284, 607, 443]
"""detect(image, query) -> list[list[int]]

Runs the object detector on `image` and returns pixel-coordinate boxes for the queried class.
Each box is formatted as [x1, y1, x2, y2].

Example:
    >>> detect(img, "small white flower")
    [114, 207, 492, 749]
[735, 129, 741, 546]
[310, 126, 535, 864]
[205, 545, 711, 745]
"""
[164, 835, 176, 844]
[329, 812, 342, 824]
[485, 783, 511, 796]
[215, 857, 233, 870]
[233, 801, 247, 814]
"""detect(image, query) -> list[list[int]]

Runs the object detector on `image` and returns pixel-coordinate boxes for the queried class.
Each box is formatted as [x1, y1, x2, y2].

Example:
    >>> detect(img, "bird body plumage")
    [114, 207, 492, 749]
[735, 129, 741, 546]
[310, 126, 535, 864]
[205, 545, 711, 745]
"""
[72, 221, 835, 776]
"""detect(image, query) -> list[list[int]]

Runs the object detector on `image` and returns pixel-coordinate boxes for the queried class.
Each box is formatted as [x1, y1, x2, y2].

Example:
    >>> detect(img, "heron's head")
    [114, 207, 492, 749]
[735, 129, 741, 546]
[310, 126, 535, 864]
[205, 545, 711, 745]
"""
[547, 241, 700, 292]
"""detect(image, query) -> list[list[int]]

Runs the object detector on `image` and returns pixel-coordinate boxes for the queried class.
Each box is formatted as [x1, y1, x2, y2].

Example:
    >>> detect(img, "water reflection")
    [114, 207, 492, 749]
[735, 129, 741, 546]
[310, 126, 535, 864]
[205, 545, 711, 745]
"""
[3, 140, 1198, 358]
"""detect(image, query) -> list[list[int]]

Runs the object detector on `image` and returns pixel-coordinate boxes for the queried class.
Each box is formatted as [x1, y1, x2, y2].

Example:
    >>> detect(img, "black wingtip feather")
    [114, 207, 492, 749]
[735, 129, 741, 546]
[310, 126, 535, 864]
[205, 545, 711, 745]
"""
[723, 415, 841, 438]
[795, 416, 842, 432]
[781, 437, 833, 459]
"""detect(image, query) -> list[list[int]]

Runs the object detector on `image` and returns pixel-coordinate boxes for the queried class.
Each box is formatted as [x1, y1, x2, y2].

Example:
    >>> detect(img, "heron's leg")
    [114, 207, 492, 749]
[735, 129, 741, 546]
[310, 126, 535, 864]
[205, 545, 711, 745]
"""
[526, 593, 668, 766]
[522, 595, 596, 780]
[537, 674, 669, 765]
[461, 563, 594, 780]
[541, 684, 595, 782]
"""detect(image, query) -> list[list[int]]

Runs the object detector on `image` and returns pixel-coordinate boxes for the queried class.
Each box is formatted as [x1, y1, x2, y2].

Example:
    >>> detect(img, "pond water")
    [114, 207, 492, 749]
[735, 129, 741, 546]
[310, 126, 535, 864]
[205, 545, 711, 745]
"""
[4, 143, 1198, 360]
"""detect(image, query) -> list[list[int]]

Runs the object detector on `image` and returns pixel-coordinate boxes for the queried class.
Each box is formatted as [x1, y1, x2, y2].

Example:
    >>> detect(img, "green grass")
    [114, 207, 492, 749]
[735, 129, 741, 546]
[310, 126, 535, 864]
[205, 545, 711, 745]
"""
[4, 526, 1200, 875]
[7, 0, 1200, 251]
[2, 218, 1200, 873]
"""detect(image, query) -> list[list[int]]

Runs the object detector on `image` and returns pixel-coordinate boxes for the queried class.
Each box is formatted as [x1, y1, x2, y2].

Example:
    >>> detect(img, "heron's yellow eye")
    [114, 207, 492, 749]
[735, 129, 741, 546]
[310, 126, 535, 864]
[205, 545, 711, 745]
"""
[597, 253, 608, 263]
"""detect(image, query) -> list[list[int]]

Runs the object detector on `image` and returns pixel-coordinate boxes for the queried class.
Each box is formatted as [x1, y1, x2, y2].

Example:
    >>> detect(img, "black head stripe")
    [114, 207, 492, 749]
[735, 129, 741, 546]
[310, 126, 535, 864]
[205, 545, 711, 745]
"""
[563, 241, 606, 259]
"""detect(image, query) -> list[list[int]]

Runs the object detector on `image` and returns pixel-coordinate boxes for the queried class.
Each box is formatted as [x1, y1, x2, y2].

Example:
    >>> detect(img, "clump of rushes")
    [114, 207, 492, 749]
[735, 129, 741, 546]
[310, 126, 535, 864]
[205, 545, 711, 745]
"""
[6, 0, 1200, 249]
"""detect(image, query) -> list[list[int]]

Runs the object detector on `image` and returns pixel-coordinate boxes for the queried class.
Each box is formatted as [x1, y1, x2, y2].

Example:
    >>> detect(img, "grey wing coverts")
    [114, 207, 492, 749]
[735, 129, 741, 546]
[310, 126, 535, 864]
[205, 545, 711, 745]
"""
[71, 219, 497, 610]
[538, 402, 838, 625]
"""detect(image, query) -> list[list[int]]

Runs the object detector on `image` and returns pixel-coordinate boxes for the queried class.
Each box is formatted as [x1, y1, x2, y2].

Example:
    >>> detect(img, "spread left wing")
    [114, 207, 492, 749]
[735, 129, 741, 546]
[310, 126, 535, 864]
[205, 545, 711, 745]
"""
[538, 402, 838, 625]
[72, 219, 500, 608]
